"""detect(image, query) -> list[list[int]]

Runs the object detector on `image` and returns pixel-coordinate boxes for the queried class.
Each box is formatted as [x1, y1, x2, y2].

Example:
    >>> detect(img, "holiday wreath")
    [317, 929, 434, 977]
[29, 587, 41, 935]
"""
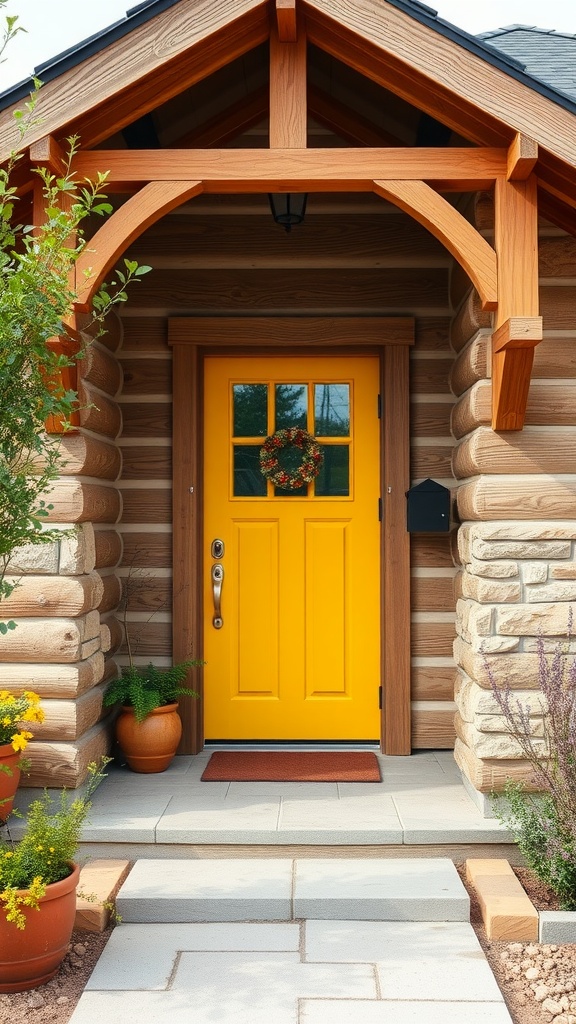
[259, 428, 323, 490]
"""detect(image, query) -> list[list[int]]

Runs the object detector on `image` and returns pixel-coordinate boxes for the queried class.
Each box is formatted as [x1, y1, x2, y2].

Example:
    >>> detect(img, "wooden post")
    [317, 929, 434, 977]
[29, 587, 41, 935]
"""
[269, 9, 307, 149]
[492, 171, 541, 430]
[382, 345, 411, 754]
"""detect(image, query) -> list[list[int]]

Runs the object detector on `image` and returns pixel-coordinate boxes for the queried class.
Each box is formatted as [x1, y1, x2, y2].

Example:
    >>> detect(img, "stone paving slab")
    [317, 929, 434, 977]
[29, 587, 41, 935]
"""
[70, 918, 512, 1024]
[300, 1000, 514, 1023]
[86, 923, 301, 989]
[57, 751, 516, 849]
[293, 858, 469, 921]
[305, 920, 502, 1000]
[116, 857, 469, 923]
[117, 858, 294, 922]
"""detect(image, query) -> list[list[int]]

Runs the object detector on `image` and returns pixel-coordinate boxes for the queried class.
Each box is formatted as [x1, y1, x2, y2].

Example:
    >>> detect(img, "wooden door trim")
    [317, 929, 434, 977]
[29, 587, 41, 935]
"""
[171, 317, 413, 754]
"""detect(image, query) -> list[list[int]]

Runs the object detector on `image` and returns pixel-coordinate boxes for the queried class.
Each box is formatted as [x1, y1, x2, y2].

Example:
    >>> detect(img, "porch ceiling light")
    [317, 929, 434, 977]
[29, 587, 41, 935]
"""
[268, 193, 308, 232]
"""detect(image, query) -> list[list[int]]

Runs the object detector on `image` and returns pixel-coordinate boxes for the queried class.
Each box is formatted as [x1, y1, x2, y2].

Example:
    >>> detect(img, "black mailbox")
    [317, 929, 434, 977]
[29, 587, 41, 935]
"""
[406, 479, 451, 533]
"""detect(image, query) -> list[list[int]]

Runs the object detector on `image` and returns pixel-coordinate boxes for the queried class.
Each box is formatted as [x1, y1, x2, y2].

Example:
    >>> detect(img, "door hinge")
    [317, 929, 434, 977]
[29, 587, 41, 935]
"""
[378, 497, 382, 521]
[377, 393, 382, 419]
[378, 685, 383, 710]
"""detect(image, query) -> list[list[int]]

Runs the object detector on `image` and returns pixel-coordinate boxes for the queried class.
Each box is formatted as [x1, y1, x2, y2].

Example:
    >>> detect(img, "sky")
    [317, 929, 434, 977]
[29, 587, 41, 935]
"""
[1, 0, 576, 91]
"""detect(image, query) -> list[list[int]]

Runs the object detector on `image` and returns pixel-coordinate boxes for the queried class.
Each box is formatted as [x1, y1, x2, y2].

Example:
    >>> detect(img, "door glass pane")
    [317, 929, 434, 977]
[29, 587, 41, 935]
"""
[314, 384, 350, 437]
[234, 446, 267, 496]
[315, 445, 350, 496]
[275, 384, 308, 429]
[233, 384, 268, 437]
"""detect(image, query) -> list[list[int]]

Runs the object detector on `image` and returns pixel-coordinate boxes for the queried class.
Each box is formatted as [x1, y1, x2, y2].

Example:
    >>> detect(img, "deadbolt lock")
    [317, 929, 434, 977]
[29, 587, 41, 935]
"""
[211, 538, 225, 559]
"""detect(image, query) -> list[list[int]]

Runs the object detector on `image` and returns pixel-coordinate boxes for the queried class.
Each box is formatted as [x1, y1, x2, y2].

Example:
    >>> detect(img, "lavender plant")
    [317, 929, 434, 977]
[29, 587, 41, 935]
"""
[487, 617, 576, 909]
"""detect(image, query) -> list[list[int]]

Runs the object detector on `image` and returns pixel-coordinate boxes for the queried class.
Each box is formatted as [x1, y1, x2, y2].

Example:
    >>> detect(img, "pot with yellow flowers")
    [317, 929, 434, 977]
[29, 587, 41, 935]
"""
[0, 690, 44, 823]
[0, 758, 108, 992]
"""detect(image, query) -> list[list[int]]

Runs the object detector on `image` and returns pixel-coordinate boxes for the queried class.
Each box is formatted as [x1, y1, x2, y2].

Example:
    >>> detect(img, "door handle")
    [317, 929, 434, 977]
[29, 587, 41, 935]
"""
[212, 563, 224, 629]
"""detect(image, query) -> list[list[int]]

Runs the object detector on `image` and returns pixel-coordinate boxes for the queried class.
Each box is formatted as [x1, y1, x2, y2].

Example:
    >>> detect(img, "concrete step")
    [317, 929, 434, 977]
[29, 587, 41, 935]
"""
[116, 857, 470, 923]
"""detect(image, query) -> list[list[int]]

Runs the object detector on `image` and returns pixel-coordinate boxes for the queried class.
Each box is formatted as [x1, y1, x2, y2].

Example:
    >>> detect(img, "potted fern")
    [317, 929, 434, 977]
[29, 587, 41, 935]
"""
[103, 662, 200, 772]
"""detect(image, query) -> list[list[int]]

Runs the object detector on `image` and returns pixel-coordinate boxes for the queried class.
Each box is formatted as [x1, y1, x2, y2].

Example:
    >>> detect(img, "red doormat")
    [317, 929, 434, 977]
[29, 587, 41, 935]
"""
[201, 750, 381, 782]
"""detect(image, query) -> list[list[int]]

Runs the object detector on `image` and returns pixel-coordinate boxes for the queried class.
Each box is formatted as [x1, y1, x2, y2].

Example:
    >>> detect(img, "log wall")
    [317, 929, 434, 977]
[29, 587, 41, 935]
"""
[0, 314, 124, 789]
[452, 193, 576, 793]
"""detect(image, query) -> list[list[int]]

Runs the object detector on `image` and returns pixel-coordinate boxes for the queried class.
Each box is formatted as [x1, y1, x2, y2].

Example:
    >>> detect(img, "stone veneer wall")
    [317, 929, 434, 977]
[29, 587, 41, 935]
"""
[450, 196, 576, 794]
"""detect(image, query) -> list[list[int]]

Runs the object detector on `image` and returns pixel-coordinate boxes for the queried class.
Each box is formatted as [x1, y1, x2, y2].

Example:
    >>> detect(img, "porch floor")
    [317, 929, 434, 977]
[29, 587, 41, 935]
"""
[71, 748, 514, 858]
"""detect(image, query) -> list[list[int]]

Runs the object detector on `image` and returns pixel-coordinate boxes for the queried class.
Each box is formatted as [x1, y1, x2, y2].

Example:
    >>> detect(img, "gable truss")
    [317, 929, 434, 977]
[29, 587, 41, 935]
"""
[17, 0, 561, 432]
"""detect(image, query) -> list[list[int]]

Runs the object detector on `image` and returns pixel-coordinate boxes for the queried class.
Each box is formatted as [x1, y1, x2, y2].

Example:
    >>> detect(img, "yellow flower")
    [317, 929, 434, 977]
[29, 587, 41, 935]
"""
[3, 852, 13, 858]
[1, 718, 11, 728]
[10, 734, 28, 752]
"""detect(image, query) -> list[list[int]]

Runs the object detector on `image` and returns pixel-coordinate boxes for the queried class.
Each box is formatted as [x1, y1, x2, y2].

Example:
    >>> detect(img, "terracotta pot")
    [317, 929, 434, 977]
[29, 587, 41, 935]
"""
[0, 742, 22, 822]
[116, 702, 183, 772]
[0, 862, 79, 992]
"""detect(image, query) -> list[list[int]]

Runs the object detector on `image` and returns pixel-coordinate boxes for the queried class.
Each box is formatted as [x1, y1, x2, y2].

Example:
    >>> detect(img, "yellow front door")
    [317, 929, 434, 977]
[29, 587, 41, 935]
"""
[203, 354, 381, 741]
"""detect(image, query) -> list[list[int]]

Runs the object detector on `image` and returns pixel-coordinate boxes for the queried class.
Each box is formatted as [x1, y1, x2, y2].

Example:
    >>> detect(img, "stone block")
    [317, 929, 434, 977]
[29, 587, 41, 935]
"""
[454, 738, 538, 793]
[468, 558, 519, 579]
[457, 524, 473, 565]
[5, 540, 60, 574]
[474, 713, 545, 736]
[465, 859, 538, 941]
[467, 603, 493, 637]
[455, 713, 546, 759]
[523, 637, 576, 652]
[60, 523, 97, 574]
[523, 563, 549, 584]
[473, 539, 571, 561]
[551, 564, 576, 580]
[454, 638, 558, 689]
[469, 634, 520, 655]
[455, 676, 545, 721]
[539, 912, 576, 943]
[526, 581, 576, 602]
[76, 859, 131, 932]
[470, 521, 576, 541]
[497, 603, 574, 636]
[461, 574, 521, 604]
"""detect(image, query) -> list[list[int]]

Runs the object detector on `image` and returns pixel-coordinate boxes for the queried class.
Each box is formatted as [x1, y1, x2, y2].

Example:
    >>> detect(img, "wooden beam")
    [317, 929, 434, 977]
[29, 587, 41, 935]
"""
[168, 316, 415, 347]
[507, 133, 538, 181]
[29, 135, 68, 176]
[276, 0, 297, 41]
[492, 317, 543, 353]
[373, 179, 497, 310]
[269, 16, 307, 147]
[75, 181, 203, 310]
[72, 147, 507, 190]
[492, 174, 539, 430]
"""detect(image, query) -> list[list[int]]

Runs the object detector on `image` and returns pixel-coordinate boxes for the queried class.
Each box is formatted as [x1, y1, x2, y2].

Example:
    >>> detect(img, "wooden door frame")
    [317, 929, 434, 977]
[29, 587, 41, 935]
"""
[169, 316, 413, 754]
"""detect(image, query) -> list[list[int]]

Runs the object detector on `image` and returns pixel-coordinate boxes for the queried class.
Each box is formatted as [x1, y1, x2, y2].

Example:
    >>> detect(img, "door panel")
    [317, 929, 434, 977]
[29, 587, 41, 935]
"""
[203, 354, 381, 740]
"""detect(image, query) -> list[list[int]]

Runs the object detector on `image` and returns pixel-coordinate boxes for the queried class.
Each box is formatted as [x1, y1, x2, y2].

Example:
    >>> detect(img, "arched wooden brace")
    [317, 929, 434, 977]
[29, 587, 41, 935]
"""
[74, 180, 203, 310]
[372, 179, 498, 311]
